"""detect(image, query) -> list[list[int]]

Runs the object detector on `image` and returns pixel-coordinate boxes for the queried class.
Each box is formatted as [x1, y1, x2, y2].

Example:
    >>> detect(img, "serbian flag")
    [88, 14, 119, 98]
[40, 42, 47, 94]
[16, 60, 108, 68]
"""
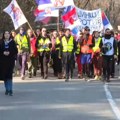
[62, 6, 81, 38]
[34, 8, 59, 21]
[34, 0, 59, 21]
[62, 6, 76, 24]
[102, 12, 113, 29]
[36, 0, 51, 5]
[34, 7, 59, 19]
[36, 0, 74, 9]
[3, 0, 27, 30]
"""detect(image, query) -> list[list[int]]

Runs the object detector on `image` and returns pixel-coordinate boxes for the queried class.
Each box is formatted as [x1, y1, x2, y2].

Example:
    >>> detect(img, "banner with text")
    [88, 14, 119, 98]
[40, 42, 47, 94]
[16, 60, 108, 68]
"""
[77, 8, 103, 33]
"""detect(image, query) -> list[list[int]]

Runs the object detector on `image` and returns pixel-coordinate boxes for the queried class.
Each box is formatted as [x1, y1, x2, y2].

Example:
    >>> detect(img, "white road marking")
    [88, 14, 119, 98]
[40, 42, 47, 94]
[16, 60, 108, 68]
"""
[104, 83, 120, 120]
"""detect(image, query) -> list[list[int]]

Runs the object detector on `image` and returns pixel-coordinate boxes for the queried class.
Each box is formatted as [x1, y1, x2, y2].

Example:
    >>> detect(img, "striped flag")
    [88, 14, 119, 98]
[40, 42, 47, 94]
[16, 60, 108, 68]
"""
[102, 12, 113, 29]
[34, 0, 59, 21]
[62, 6, 80, 38]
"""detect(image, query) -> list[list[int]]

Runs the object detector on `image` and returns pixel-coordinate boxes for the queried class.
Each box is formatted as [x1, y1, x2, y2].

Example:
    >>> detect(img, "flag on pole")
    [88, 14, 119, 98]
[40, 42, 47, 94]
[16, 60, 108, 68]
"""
[102, 12, 113, 30]
[36, 0, 74, 9]
[62, 6, 80, 38]
[34, 7, 59, 22]
[34, 0, 59, 22]
[3, 0, 27, 30]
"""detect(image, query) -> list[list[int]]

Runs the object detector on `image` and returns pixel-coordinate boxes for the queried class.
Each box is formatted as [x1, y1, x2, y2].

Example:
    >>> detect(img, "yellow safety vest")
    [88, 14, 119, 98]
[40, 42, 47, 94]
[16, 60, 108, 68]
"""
[93, 37, 101, 52]
[62, 36, 74, 52]
[56, 37, 60, 50]
[16, 34, 29, 52]
[37, 38, 50, 52]
[75, 43, 80, 54]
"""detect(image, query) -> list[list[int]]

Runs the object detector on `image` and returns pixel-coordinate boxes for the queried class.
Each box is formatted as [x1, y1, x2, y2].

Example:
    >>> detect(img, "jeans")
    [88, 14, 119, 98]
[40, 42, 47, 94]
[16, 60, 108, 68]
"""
[62, 52, 74, 79]
[18, 53, 28, 76]
[52, 50, 62, 74]
[28, 56, 38, 75]
[102, 55, 114, 79]
[76, 54, 82, 74]
[4, 79, 13, 91]
[38, 52, 50, 76]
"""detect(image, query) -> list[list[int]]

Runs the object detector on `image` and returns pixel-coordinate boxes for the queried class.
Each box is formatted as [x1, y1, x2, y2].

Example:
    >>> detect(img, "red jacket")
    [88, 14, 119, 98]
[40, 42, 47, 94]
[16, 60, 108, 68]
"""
[30, 37, 37, 57]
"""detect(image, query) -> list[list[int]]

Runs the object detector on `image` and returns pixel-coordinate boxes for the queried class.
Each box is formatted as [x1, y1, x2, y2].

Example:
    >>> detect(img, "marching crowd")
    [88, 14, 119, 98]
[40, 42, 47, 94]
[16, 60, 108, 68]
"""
[0, 26, 120, 96]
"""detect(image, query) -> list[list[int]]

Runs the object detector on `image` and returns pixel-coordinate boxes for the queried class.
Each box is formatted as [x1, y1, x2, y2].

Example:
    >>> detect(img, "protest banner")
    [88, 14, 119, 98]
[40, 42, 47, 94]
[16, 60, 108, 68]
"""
[77, 8, 103, 33]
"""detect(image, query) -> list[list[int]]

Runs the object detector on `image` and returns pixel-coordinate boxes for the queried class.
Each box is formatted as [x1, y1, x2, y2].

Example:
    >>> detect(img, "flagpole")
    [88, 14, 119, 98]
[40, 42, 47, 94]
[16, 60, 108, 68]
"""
[27, 22, 37, 38]
[57, 9, 60, 31]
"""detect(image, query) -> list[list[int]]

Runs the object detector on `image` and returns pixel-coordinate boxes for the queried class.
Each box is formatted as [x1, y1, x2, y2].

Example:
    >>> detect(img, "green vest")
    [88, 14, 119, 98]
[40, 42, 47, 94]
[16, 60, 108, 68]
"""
[16, 34, 29, 52]
[75, 43, 80, 54]
[62, 36, 74, 52]
[56, 37, 60, 50]
[37, 38, 50, 52]
[93, 37, 101, 52]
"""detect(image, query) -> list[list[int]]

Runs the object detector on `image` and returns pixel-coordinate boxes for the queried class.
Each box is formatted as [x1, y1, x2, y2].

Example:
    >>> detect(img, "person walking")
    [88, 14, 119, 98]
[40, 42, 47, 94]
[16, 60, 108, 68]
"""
[36, 27, 51, 79]
[60, 29, 76, 82]
[27, 29, 38, 78]
[0, 31, 18, 96]
[75, 32, 83, 78]
[100, 29, 117, 82]
[80, 27, 94, 80]
[15, 27, 30, 80]
[92, 31, 102, 80]
[51, 30, 62, 79]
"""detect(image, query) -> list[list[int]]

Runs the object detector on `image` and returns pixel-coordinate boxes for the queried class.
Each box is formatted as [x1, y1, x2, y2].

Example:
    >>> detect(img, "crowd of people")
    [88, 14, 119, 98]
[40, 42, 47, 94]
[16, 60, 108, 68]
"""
[0, 26, 120, 96]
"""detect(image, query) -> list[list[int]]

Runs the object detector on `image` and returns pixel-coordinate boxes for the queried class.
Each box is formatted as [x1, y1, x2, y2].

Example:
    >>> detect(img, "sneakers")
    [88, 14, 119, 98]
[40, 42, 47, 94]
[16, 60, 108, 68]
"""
[58, 73, 63, 79]
[9, 90, 13, 96]
[33, 71, 36, 76]
[94, 75, 102, 80]
[102, 76, 110, 83]
[21, 75, 25, 80]
[5, 90, 9, 95]
[98, 76, 102, 80]
[28, 73, 32, 78]
[94, 75, 99, 80]
[78, 74, 82, 79]
[65, 78, 69, 82]
[5, 90, 13, 96]
[44, 74, 48, 79]
[65, 76, 69, 82]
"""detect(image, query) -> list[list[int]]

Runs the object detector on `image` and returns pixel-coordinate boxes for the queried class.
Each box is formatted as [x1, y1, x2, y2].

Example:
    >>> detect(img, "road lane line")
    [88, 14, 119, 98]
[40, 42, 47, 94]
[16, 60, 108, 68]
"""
[104, 83, 120, 120]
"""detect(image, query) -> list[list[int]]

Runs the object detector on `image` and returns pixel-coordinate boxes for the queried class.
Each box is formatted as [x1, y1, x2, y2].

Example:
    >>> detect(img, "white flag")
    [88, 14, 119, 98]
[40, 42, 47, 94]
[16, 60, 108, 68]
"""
[37, 0, 75, 9]
[35, 8, 59, 22]
[3, 0, 27, 30]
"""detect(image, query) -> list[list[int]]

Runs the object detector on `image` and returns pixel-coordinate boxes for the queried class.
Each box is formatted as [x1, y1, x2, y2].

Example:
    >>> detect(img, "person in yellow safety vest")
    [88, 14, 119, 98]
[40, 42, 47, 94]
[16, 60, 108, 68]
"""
[75, 32, 83, 78]
[92, 31, 102, 80]
[15, 27, 30, 80]
[35, 27, 52, 79]
[51, 30, 62, 79]
[60, 28, 77, 82]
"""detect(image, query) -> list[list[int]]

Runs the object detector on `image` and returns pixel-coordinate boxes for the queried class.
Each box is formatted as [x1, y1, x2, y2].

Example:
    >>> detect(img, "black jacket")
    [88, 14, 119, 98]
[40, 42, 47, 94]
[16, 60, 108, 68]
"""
[0, 39, 18, 80]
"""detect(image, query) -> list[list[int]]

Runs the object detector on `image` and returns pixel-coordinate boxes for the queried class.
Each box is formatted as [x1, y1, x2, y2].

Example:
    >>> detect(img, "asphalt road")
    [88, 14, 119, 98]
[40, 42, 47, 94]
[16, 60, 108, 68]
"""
[0, 76, 120, 120]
